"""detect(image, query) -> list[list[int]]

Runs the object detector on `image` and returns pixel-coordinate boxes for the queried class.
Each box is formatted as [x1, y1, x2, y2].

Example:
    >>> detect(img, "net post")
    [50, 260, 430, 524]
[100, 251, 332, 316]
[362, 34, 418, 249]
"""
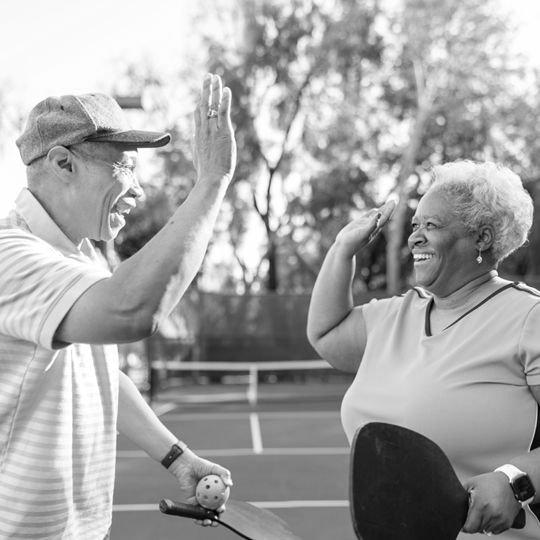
[247, 364, 258, 405]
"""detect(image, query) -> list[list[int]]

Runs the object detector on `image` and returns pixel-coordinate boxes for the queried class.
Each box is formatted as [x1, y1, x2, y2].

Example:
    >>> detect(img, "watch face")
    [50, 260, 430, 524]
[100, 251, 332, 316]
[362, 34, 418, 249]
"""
[513, 474, 536, 502]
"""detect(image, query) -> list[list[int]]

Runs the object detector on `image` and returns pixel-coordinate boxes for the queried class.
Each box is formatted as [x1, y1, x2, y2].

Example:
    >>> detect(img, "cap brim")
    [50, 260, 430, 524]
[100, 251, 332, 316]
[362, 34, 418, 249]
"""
[86, 130, 171, 148]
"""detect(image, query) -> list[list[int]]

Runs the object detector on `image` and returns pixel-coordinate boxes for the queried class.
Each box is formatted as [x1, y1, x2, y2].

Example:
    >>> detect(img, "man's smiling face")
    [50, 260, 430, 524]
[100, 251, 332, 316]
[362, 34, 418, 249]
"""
[70, 143, 142, 243]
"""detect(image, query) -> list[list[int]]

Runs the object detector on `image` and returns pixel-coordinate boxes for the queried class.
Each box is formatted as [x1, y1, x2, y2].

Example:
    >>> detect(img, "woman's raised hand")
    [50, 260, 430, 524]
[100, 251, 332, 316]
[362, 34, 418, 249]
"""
[334, 199, 396, 258]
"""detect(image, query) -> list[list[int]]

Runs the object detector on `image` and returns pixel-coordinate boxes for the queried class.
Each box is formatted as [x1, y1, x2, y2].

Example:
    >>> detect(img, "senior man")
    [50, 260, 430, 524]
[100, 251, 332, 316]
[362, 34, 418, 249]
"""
[0, 73, 235, 539]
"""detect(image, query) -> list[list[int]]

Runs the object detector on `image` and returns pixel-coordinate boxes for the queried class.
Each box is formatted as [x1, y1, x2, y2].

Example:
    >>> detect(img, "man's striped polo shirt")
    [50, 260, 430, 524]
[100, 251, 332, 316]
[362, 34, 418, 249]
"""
[0, 188, 119, 540]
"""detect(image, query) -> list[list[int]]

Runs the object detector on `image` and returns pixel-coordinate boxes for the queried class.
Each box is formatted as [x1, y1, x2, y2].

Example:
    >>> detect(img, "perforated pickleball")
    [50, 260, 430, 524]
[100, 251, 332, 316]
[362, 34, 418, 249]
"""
[196, 474, 230, 510]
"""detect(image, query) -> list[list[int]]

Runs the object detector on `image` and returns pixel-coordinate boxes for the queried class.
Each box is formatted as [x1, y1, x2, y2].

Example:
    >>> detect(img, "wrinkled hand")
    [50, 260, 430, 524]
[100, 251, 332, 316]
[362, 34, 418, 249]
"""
[168, 448, 233, 527]
[334, 199, 396, 258]
[462, 472, 521, 535]
[192, 73, 237, 183]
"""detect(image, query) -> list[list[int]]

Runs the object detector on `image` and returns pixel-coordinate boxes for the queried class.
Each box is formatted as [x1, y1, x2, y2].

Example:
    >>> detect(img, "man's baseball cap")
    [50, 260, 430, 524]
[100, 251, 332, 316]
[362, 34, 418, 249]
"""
[16, 92, 171, 165]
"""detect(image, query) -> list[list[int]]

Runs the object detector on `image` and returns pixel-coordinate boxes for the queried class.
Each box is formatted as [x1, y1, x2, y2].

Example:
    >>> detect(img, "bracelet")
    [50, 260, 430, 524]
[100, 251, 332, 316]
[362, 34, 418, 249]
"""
[161, 442, 187, 469]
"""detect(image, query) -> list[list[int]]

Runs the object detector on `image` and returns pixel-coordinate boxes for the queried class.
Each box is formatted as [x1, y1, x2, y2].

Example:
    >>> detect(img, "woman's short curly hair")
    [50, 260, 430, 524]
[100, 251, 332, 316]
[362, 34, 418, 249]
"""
[427, 160, 534, 262]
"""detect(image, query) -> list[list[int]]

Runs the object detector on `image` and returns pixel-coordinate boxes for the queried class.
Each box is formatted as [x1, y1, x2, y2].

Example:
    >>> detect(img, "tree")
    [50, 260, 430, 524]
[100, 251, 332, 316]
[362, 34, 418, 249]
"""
[109, 0, 540, 297]
[202, 0, 383, 292]
[380, 0, 533, 293]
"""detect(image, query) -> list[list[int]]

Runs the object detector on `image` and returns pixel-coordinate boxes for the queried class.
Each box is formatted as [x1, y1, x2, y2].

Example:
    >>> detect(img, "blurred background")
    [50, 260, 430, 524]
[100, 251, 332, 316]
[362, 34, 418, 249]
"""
[2, 0, 540, 398]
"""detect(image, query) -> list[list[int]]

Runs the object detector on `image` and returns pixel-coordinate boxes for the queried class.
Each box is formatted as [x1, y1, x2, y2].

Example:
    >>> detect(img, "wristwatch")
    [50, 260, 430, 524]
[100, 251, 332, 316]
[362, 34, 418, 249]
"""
[495, 464, 536, 506]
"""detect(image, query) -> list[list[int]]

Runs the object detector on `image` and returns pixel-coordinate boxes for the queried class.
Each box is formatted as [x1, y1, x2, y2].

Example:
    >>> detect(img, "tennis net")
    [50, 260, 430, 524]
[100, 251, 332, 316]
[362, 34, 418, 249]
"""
[127, 358, 353, 405]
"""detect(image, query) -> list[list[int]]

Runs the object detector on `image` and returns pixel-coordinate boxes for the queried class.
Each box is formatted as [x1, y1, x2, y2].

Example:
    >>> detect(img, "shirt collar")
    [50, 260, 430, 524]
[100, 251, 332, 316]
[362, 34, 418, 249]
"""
[15, 187, 102, 265]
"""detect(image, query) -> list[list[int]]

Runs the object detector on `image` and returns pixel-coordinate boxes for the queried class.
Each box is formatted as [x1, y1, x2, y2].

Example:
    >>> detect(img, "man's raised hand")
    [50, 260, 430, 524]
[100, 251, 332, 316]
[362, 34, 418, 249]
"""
[193, 73, 236, 183]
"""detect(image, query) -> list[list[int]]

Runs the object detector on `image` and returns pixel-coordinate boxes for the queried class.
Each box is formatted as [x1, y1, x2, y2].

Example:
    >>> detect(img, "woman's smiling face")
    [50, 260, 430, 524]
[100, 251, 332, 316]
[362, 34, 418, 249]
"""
[408, 188, 479, 297]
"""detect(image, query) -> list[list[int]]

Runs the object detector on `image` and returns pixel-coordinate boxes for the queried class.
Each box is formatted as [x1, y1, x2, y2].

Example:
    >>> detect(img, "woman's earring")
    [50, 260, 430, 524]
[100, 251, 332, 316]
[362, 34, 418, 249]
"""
[476, 249, 483, 264]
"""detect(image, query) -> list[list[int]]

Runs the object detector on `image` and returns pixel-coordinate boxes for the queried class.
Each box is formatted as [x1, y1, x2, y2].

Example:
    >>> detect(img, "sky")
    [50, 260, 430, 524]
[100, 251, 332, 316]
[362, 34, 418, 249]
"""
[0, 0, 197, 214]
[1, 0, 540, 216]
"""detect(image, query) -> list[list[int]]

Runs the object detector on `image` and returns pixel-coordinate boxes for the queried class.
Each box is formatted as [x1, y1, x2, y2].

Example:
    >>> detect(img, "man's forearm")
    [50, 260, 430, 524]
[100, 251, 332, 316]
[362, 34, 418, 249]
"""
[117, 370, 180, 462]
[112, 177, 229, 330]
[55, 176, 230, 345]
[55, 74, 236, 346]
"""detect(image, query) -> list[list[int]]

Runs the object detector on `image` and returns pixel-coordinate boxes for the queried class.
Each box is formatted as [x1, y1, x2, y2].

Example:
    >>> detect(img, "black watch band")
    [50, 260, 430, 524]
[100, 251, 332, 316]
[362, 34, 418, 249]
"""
[161, 442, 186, 469]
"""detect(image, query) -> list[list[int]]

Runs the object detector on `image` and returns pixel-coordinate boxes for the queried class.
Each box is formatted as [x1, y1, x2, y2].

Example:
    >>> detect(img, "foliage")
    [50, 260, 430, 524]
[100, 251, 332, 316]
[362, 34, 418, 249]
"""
[200, 0, 385, 292]
[110, 0, 540, 295]
[374, 0, 540, 292]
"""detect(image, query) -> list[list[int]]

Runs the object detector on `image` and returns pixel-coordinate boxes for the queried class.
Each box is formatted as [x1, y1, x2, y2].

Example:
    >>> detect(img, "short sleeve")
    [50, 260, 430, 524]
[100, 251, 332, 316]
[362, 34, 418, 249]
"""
[361, 294, 406, 334]
[0, 230, 110, 350]
[519, 302, 540, 385]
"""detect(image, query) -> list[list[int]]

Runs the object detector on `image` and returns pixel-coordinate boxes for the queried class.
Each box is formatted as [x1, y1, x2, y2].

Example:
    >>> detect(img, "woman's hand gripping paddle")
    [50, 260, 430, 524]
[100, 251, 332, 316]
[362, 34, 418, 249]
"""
[350, 422, 526, 540]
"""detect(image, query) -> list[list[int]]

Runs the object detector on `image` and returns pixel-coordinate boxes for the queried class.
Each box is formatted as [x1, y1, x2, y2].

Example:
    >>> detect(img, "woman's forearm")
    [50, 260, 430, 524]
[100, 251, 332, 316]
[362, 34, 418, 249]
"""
[307, 243, 366, 372]
[307, 243, 356, 344]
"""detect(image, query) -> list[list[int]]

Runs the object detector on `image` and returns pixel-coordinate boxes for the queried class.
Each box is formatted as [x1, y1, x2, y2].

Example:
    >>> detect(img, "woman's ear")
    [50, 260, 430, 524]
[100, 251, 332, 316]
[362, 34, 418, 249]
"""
[476, 225, 494, 252]
[46, 146, 75, 182]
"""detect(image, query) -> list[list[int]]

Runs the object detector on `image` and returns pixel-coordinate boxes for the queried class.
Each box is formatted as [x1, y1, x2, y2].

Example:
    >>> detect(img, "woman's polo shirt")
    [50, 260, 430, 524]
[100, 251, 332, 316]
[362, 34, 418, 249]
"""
[341, 283, 540, 538]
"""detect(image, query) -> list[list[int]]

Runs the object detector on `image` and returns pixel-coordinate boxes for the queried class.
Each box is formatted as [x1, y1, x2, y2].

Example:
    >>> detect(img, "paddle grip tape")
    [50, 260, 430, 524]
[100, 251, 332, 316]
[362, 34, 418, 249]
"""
[159, 499, 217, 521]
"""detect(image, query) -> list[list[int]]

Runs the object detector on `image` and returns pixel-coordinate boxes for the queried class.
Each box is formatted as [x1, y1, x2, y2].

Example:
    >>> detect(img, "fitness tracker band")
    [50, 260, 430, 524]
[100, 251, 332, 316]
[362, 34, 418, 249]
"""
[161, 441, 187, 469]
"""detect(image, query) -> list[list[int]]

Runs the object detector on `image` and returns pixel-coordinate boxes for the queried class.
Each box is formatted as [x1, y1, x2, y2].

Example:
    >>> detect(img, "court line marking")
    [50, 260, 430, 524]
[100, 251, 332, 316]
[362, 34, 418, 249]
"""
[152, 402, 180, 417]
[255, 500, 349, 509]
[116, 447, 349, 458]
[112, 500, 349, 512]
[114, 504, 159, 512]
[154, 411, 341, 421]
[250, 413, 264, 454]
[152, 394, 253, 407]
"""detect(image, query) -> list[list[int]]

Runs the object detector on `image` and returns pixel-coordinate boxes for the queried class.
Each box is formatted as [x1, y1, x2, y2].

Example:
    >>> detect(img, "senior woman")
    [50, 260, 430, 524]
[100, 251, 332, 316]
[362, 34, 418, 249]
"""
[307, 160, 540, 538]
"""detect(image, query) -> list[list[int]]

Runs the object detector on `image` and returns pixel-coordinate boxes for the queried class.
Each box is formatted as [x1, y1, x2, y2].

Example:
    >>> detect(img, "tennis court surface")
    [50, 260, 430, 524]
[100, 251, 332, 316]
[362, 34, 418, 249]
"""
[112, 379, 357, 540]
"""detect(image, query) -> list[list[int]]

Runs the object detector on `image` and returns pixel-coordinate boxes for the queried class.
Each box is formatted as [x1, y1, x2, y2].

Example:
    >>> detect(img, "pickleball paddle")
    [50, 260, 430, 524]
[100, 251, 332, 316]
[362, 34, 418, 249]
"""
[350, 422, 526, 540]
[159, 498, 303, 540]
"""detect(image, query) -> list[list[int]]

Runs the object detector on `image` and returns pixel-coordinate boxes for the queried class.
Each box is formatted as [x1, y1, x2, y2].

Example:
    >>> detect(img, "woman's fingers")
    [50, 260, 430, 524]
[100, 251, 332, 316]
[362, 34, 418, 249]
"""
[377, 199, 397, 227]
[369, 199, 397, 237]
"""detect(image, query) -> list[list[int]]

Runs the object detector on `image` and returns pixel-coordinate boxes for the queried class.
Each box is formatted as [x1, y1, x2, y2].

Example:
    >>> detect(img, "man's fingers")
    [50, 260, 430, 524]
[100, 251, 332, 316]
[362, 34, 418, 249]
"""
[190, 135, 199, 172]
[202, 72, 212, 104]
[197, 73, 213, 124]
[210, 464, 233, 487]
[217, 88, 232, 130]
[194, 94, 202, 128]
[210, 75, 222, 113]
[195, 73, 231, 130]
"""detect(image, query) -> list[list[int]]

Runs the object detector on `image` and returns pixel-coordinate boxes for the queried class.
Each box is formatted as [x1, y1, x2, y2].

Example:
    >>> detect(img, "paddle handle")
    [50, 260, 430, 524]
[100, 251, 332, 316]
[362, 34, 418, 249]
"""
[159, 499, 217, 521]
[512, 508, 526, 529]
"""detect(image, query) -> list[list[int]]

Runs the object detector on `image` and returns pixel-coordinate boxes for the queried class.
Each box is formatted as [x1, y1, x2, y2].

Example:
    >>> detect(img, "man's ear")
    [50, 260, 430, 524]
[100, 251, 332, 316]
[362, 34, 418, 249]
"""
[46, 146, 75, 182]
